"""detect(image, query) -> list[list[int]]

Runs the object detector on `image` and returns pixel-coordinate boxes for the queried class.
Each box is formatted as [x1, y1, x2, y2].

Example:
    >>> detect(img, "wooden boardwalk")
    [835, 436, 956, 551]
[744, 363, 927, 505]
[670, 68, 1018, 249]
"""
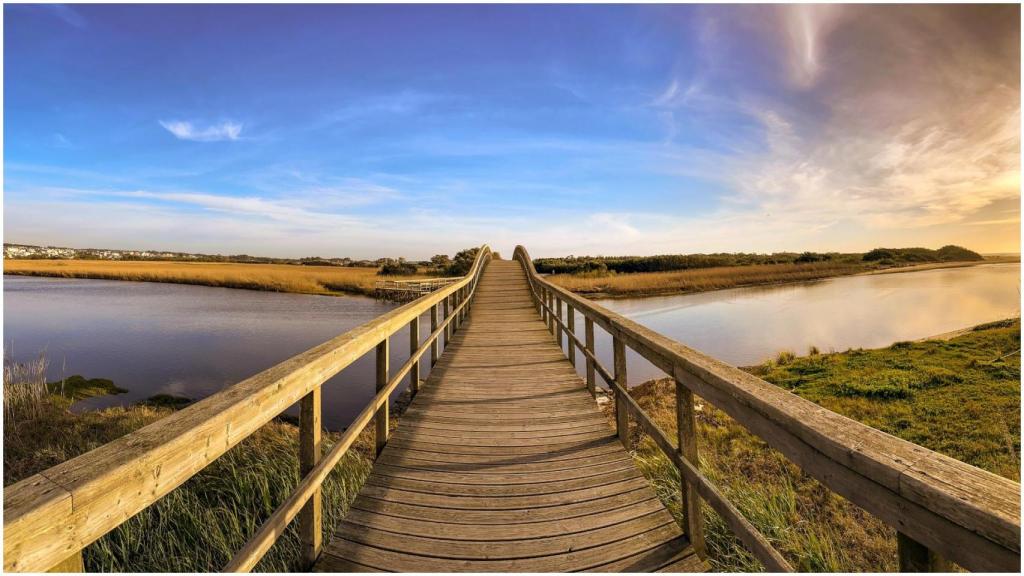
[315, 260, 703, 572]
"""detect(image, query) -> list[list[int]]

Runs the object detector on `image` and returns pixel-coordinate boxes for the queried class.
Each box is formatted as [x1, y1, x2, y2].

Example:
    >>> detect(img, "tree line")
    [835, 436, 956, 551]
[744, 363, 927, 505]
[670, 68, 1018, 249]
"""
[532, 245, 982, 275]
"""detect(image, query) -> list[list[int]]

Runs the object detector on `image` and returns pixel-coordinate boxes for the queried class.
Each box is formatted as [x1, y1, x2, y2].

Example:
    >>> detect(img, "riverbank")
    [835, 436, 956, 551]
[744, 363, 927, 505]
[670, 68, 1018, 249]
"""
[547, 256, 1018, 299]
[6, 255, 1017, 301]
[610, 317, 1020, 571]
[2, 367, 375, 571]
[2, 259, 437, 298]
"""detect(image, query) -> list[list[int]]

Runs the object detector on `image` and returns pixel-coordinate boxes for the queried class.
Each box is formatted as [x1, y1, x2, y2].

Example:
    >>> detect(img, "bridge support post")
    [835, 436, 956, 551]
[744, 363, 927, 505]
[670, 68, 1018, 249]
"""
[409, 317, 420, 395]
[298, 386, 322, 567]
[375, 339, 389, 456]
[613, 336, 629, 449]
[566, 304, 576, 367]
[585, 317, 596, 396]
[430, 304, 439, 366]
[897, 532, 951, 572]
[675, 380, 706, 558]
[555, 298, 563, 350]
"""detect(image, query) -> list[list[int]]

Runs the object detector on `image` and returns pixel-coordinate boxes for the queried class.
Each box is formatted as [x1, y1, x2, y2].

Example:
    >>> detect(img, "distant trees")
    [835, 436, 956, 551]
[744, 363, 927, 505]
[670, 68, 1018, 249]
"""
[862, 245, 982, 264]
[378, 258, 418, 276]
[430, 254, 452, 270]
[420, 249, 482, 276]
[531, 245, 983, 276]
[533, 252, 852, 275]
[445, 248, 479, 276]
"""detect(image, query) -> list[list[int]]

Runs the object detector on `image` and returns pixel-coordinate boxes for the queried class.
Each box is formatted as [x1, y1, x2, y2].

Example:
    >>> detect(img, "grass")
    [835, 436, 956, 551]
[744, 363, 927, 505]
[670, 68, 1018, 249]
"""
[549, 261, 867, 298]
[547, 257, 1017, 299]
[612, 318, 1020, 571]
[3, 356, 376, 572]
[3, 259, 437, 297]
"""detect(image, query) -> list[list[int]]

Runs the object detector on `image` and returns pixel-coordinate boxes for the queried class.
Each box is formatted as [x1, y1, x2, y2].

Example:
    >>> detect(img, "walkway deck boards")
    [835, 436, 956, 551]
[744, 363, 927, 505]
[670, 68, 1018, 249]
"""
[314, 260, 703, 572]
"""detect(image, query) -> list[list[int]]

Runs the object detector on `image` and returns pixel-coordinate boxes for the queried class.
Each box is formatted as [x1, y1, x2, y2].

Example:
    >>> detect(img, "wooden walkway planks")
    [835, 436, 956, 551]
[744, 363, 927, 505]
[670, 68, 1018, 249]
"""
[314, 260, 703, 572]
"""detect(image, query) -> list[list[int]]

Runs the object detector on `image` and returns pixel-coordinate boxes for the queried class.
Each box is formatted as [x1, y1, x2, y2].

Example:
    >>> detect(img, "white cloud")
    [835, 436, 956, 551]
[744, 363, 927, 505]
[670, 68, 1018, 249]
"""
[778, 4, 846, 89]
[159, 120, 242, 142]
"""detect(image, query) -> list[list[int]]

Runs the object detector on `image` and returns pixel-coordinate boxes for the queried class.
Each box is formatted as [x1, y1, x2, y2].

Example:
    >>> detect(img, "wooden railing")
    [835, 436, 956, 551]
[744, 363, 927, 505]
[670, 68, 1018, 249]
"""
[2, 246, 492, 573]
[513, 245, 1020, 573]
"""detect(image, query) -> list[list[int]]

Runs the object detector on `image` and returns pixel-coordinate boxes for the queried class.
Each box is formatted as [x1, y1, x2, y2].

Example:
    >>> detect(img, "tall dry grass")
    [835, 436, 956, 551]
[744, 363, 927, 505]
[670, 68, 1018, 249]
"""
[3, 259, 436, 297]
[548, 261, 866, 297]
[3, 351, 50, 423]
[2, 350, 377, 572]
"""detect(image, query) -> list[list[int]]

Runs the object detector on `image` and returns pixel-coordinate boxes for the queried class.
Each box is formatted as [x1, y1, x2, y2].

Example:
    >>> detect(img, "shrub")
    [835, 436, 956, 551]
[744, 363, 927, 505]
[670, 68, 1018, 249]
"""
[445, 248, 479, 276]
[775, 351, 796, 365]
[378, 259, 418, 276]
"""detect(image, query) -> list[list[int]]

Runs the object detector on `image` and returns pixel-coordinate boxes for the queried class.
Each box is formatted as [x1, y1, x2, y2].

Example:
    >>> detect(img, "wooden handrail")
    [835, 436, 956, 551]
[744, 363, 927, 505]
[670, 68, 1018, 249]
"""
[513, 245, 1020, 573]
[527, 268, 792, 571]
[3, 246, 492, 573]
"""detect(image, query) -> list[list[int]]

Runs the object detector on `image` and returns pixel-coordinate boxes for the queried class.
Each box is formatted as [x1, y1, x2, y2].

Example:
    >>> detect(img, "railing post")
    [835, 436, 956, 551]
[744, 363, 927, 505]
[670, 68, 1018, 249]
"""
[613, 336, 629, 449]
[298, 386, 322, 567]
[585, 317, 596, 397]
[443, 294, 451, 344]
[461, 286, 468, 325]
[375, 338, 389, 456]
[566, 304, 576, 367]
[546, 291, 554, 333]
[555, 297, 563, 349]
[898, 532, 951, 572]
[430, 304, 439, 367]
[540, 286, 548, 323]
[47, 551, 83, 572]
[409, 316, 420, 395]
[675, 380, 706, 558]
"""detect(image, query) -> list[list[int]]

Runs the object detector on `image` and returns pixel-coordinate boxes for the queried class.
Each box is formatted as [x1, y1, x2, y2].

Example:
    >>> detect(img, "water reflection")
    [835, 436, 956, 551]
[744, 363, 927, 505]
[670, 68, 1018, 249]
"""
[3, 276, 436, 430]
[563, 263, 1020, 385]
[4, 263, 1019, 430]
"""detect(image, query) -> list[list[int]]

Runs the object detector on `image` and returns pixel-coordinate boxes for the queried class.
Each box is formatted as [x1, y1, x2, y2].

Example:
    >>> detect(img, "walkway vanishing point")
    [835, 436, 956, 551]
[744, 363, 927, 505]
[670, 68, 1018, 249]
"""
[3, 246, 1020, 573]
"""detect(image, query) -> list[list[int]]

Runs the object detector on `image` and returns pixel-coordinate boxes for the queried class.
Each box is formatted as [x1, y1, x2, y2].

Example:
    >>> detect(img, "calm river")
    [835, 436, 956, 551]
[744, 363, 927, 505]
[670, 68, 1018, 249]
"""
[3, 263, 1019, 428]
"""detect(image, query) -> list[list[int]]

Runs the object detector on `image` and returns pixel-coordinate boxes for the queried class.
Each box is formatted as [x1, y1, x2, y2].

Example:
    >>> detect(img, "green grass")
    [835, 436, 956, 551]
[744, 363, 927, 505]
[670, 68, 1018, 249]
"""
[619, 318, 1020, 572]
[4, 376, 374, 572]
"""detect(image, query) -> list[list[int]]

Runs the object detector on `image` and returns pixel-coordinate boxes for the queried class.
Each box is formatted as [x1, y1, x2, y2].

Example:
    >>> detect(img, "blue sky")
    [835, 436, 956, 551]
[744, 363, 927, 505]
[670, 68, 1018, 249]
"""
[4, 4, 1020, 258]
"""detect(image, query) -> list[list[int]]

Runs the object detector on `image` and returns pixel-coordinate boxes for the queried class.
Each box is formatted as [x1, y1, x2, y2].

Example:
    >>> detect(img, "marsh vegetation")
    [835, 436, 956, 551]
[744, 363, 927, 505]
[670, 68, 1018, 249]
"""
[614, 318, 1020, 571]
[538, 245, 1004, 298]
[3, 259, 423, 297]
[2, 355, 374, 572]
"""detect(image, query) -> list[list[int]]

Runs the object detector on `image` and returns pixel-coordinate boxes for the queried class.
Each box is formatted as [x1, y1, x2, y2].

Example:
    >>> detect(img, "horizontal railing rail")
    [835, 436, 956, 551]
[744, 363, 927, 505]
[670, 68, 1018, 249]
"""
[3, 246, 492, 573]
[513, 245, 1020, 573]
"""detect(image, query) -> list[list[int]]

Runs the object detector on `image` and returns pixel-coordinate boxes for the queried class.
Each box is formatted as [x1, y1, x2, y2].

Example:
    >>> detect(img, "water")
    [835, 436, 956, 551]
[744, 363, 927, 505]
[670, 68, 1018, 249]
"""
[2, 276, 435, 429]
[563, 263, 1021, 385]
[4, 263, 1020, 428]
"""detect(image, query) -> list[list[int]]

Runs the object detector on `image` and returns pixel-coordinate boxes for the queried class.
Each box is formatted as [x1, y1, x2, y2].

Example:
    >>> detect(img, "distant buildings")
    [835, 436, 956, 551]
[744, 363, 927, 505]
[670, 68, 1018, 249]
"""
[2, 243, 374, 266]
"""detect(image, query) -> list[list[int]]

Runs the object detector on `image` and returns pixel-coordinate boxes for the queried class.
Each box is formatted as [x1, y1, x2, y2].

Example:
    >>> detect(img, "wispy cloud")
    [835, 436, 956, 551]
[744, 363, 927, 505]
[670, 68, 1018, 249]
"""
[44, 4, 87, 28]
[53, 133, 73, 148]
[159, 120, 243, 142]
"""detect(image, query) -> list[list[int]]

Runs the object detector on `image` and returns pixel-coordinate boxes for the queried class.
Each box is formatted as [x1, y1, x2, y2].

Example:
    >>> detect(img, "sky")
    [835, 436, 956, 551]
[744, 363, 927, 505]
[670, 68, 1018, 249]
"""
[3, 3, 1021, 259]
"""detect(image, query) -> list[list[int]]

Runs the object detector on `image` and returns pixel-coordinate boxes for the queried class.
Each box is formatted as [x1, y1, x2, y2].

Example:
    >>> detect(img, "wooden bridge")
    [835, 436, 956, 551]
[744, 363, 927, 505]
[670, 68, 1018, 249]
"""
[3, 245, 1020, 573]
[374, 277, 461, 302]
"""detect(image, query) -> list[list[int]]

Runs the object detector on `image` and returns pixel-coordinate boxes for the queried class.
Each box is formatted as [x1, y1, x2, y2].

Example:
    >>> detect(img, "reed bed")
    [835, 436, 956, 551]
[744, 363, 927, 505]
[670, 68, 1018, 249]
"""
[3, 259, 434, 297]
[2, 352, 49, 424]
[548, 261, 867, 298]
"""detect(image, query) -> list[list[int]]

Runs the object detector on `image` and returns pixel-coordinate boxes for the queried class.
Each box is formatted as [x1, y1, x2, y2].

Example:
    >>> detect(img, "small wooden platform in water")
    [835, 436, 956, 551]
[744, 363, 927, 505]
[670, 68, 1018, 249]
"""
[315, 260, 703, 572]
